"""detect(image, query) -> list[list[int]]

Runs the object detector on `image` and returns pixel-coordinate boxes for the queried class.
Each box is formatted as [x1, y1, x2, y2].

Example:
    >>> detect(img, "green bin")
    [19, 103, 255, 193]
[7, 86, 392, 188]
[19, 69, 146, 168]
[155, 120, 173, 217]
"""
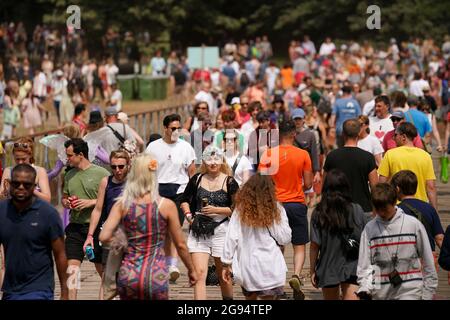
[117, 75, 137, 101]
[138, 75, 169, 101]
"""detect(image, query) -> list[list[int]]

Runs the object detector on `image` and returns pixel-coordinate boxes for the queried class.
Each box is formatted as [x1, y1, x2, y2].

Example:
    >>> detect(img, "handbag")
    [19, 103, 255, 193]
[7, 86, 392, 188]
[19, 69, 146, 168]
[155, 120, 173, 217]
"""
[340, 232, 360, 260]
[191, 214, 228, 240]
[440, 153, 448, 184]
[339, 205, 360, 260]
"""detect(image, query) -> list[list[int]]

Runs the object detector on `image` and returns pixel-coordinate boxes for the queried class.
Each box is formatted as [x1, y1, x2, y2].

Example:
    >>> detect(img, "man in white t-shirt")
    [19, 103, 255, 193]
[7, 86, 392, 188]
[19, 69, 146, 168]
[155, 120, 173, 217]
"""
[409, 72, 430, 97]
[265, 62, 280, 95]
[51, 70, 67, 126]
[145, 113, 196, 283]
[33, 69, 47, 102]
[369, 95, 394, 145]
[110, 83, 123, 112]
[105, 57, 119, 87]
[194, 82, 215, 114]
[319, 37, 336, 57]
[357, 115, 384, 167]
[150, 49, 167, 76]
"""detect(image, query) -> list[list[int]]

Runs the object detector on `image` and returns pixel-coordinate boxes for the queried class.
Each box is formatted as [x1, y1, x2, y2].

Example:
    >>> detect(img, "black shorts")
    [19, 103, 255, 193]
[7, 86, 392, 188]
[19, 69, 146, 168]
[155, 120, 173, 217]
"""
[323, 275, 358, 288]
[282, 202, 309, 245]
[65, 223, 102, 263]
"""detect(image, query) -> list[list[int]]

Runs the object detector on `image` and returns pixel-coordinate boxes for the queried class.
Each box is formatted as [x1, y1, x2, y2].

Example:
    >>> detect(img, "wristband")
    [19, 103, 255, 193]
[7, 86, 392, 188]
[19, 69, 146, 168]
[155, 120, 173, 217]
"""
[87, 234, 94, 238]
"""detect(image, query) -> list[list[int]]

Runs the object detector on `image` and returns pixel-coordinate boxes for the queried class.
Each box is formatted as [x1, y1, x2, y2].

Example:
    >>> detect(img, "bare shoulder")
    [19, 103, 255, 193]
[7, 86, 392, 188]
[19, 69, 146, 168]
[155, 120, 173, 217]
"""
[158, 196, 177, 219]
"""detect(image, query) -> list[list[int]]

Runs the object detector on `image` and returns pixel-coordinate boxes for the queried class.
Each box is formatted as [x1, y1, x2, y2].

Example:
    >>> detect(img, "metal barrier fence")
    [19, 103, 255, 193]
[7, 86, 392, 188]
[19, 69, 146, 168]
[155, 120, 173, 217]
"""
[0, 102, 192, 204]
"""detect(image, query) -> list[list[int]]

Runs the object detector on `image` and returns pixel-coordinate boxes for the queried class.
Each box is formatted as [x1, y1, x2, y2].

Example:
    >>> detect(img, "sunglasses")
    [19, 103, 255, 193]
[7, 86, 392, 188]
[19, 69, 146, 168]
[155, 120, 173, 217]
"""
[111, 164, 126, 170]
[391, 117, 402, 123]
[197, 107, 208, 110]
[10, 180, 35, 189]
[169, 127, 182, 132]
[14, 143, 30, 149]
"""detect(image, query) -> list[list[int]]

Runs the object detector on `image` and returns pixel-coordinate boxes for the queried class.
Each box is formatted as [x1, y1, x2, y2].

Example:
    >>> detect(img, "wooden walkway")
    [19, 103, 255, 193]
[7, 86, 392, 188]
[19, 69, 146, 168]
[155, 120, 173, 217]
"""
[52, 155, 450, 300]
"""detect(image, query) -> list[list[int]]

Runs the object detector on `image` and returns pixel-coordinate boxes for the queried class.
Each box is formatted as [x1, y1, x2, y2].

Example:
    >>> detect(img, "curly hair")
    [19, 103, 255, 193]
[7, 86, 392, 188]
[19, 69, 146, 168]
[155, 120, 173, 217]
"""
[235, 173, 281, 228]
[13, 137, 35, 164]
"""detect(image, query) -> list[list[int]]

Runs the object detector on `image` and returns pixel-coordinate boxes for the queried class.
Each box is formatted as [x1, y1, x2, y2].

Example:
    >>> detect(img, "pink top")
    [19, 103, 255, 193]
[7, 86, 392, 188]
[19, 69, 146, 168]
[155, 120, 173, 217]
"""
[382, 130, 424, 152]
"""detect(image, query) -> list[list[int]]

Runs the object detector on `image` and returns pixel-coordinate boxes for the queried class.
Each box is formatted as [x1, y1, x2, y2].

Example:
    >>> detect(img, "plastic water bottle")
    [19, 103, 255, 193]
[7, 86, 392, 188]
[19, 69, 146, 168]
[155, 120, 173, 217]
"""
[85, 245, 95, 261]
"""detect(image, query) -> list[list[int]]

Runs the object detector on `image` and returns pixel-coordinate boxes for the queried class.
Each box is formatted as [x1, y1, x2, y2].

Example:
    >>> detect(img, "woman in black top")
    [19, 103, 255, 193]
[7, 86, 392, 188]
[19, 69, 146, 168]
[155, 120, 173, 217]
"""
[309, 169, 368, 300]
[180, 146, 238, 300]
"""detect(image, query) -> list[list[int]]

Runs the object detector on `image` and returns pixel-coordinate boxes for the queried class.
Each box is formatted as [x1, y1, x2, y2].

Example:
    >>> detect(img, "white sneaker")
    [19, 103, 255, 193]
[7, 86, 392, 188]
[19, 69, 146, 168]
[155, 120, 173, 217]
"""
[169, 265, 180, 283]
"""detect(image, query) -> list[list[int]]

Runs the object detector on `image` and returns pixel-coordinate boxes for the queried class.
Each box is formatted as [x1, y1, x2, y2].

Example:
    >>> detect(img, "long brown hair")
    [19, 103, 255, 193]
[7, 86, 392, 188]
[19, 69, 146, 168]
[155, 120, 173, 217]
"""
[235, 173, 281, 227]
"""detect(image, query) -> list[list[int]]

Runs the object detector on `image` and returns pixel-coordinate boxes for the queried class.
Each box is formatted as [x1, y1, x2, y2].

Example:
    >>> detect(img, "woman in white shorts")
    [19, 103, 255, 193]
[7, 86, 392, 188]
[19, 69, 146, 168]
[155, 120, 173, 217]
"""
[180, 146, 239, 300]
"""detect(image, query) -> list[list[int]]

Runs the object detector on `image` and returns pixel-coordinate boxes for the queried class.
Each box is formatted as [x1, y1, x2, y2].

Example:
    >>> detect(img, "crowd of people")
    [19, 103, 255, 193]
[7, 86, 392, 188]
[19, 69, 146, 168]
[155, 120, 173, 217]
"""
[1, 31, 450, 301]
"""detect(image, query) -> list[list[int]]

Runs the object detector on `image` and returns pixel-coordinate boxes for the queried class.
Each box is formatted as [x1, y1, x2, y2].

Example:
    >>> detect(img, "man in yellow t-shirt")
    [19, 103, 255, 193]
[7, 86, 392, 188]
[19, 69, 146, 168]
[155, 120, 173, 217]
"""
[378, 122, 437, 208]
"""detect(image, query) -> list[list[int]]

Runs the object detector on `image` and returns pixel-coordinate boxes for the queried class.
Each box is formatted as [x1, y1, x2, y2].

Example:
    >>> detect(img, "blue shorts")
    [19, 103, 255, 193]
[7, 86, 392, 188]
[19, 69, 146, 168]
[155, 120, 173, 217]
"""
[2, 290, 54, 300]
[282, 202, 309, 245]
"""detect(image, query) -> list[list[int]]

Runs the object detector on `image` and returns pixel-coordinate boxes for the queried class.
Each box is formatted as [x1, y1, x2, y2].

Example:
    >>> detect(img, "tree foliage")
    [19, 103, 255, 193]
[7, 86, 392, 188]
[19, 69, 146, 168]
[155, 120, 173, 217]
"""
[1, 0, 450, 50]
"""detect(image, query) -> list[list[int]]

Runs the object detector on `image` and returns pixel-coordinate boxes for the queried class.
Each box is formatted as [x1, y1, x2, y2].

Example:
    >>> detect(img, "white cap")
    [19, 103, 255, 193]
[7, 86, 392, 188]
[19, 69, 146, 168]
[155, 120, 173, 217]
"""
[117, 112, 129, 122]
[298, 83, 307, 92]
[55, 70, 63, 77]
[230, 97, 240, 105]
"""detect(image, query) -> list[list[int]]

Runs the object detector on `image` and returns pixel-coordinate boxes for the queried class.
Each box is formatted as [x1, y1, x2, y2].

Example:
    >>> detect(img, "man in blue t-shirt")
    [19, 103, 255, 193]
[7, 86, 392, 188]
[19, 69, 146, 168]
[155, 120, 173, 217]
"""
[330, 85, 361, 147]
[0, 164, 68, 300]
[404, 96, 432, 138]
[391, 170, 444, 252]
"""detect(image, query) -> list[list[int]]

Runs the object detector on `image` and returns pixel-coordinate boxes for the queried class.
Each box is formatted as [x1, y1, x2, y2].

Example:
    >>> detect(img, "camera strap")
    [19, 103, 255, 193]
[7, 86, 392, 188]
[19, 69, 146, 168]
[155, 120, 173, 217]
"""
[376, 212, 405, 269]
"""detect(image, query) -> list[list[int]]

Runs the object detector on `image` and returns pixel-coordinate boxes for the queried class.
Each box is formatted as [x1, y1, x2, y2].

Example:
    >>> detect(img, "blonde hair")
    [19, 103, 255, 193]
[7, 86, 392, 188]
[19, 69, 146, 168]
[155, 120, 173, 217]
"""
[110, 149, 131, 164]
[118, 153, 157, 210]
[63, 124, 81, 139]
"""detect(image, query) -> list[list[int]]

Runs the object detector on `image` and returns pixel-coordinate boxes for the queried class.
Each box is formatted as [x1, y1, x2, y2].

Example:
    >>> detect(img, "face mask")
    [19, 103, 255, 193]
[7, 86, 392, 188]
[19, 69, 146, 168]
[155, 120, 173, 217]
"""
[171, 130, 180, 142]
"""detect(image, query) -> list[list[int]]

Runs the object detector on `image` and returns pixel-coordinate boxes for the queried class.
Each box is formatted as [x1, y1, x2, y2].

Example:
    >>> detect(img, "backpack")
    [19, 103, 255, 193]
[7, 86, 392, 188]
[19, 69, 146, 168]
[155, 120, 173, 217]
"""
[231, 154, 242, 175]
[107, 123, 138, 159]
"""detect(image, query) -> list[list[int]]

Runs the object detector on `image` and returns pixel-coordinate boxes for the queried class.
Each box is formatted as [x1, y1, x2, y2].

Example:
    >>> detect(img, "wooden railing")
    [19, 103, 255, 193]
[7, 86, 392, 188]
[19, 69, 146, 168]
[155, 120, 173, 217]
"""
[1, 101, 192, 205]
[1, 102, 191, 169]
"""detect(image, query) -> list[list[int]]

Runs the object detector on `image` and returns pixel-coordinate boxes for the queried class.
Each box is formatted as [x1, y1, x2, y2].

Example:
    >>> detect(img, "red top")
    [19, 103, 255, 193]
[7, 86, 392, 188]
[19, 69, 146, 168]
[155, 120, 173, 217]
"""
[382, 129, 423, 152]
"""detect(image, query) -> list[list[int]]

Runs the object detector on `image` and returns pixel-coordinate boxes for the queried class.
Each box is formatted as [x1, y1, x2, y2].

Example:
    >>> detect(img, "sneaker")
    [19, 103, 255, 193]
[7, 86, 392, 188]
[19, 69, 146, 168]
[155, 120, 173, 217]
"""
[169, 265, 180, 283]
[289, 275, 305, 300]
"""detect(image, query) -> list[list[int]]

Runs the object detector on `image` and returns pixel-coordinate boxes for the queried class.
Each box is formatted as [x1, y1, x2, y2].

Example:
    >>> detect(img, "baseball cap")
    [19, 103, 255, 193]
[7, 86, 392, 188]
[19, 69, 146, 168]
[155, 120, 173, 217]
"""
[230, 97, 240, 105]
[55, 69, 63, 77]
[292, 108, 306, 119]
[390, 110, 405, 119]
[105, 106, 119, 116]
[117, 112, 129, 122]
[88, 111, 103, 125]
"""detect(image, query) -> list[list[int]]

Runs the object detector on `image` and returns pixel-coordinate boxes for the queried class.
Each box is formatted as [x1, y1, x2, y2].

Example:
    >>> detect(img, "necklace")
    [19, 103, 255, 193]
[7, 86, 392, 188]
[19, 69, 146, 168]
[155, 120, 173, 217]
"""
[376, 213, 405, 269]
